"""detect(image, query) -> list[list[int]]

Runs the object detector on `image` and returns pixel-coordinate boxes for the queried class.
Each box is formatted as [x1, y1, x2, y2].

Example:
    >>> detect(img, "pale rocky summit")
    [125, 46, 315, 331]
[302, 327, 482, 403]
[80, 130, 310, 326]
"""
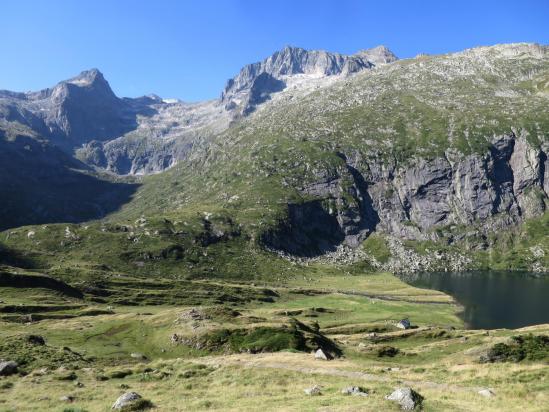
[0, 69, 130, 149]
[221, 45, 398, 115]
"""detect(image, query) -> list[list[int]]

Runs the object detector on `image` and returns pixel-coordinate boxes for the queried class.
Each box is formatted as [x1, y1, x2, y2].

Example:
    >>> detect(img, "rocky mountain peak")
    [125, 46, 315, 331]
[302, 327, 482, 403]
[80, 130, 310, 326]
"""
[355, 45, 399, 65]
[59, 68, 117, 99]
[221, 45, 398, 116]
[66, 68, 105, 85]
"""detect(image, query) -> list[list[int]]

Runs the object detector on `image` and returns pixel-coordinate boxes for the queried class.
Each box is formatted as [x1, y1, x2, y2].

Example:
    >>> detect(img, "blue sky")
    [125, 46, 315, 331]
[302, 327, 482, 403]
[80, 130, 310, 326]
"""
[2, 0, 548, 101]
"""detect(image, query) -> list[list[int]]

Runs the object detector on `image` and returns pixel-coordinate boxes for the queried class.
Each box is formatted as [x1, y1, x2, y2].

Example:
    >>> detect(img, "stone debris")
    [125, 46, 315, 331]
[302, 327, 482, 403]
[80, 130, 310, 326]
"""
[178, 308, 209, 321]
[304, 385, 322, 396]
[64, 226, 80, 241]
[341, 386, 368, 396]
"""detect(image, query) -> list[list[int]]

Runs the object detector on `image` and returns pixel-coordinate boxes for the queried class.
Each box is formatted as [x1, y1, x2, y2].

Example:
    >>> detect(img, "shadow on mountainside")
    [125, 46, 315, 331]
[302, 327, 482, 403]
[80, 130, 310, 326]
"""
[261, 200, 346, 257]
[0, 135, 139, 231]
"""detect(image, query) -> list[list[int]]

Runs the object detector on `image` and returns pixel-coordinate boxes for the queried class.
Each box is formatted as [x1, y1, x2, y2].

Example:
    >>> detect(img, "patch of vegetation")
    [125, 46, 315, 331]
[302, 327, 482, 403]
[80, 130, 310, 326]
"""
[179, 319, 340, 357]
[0, 381, 14, 390]
[362, 234, 392, 263]
[119, 398, 154, 411]
[375, 345, 400, 357]
[481, 334, 549, 363]
[478, 212, 549, 271]
[191, 326, 306, 353]
[178, 364, 215, 379]
[56, 371, 78, 381]
[107, 369, 134, 379]
[0, 335, 88, 372]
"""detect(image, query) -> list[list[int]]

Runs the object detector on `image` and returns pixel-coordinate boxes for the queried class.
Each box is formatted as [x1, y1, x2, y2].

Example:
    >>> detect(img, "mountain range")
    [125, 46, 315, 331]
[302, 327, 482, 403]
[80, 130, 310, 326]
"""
[0, 42, 548, 272]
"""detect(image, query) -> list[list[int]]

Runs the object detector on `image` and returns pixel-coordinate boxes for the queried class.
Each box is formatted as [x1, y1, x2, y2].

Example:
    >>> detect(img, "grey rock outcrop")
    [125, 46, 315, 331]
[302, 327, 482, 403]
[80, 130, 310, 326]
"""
[264, 132, 547, 257]
[341, 386, 368, 396]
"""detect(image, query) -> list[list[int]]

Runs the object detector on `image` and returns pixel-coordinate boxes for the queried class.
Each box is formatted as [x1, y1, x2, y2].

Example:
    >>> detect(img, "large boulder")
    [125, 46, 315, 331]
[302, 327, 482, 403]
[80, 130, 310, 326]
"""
[385, 387, 423, 410]
[396, 319, 411, 330]
[0, 361, 18, 376]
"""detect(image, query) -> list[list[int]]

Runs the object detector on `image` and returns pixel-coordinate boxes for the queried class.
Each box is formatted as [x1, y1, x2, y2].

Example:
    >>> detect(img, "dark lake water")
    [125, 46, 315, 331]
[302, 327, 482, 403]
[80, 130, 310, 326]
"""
[399, 271, 549, 330]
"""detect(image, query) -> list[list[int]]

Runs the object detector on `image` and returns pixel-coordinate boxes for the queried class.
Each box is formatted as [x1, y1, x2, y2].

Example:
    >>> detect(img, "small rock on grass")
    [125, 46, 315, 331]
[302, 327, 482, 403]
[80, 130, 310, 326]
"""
[304, 385, 322, 396]
[130, 353, 148, 361]
[112, 392, 152, 410]
[385, 387, 423, 410]
[341, 386, 368, 396]
[478, 388, 495, 398]
[59, 395, 75, 402]
[314, 348, 329, 360]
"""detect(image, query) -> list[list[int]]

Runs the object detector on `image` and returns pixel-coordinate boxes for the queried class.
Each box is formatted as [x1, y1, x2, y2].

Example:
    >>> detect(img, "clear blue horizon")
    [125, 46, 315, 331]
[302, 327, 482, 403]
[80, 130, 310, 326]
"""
[2, 0, 548, 101]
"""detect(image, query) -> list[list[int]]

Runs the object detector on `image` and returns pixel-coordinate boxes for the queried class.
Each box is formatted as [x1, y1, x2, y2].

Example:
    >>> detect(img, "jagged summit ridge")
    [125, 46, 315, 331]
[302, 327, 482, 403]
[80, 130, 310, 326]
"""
[221, 45, 398, 115]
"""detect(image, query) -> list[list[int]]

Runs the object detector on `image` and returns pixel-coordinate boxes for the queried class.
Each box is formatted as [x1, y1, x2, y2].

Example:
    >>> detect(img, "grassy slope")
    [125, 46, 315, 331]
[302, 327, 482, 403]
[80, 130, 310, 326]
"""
[0, 271, 547, 411]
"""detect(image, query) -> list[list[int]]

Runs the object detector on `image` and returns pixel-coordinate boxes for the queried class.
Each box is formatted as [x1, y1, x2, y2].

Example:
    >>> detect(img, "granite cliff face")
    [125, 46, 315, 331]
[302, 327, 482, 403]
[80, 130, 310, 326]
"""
[268, 132, 547, 254]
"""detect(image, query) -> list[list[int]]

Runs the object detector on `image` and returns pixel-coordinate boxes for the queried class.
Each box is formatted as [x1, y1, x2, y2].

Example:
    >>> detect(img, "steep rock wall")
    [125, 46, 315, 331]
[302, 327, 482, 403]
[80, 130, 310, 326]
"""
[265, 132, 547, 256]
